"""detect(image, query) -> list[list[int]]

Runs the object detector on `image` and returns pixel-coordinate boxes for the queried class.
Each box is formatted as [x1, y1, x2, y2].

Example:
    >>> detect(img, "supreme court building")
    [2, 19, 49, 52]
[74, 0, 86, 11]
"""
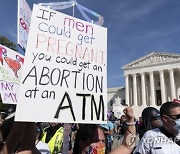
[122, 52, 180, 110]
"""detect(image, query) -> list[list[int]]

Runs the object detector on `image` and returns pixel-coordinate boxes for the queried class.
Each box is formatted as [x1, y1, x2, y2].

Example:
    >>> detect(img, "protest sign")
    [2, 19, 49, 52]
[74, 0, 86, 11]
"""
[17, 0, 31, 50]
[177, 87, 180, 99]
[0, 44, 24, 104]
[15, 4, 107, 124]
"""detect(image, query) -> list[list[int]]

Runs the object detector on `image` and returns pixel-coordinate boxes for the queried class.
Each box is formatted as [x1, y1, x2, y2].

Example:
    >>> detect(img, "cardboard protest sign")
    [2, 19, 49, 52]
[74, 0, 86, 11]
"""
[15, 4, 107, 124]
[0, 44, 24, 104]
[17, 0, 31, 50]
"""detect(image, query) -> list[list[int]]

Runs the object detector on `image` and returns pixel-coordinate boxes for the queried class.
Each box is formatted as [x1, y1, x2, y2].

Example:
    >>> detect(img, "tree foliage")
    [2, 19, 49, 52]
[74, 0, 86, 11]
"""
[0, 36, 17, 51]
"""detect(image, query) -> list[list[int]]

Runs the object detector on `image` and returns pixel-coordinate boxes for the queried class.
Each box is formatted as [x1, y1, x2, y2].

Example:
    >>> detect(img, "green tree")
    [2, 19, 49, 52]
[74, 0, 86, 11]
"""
[0, 36, 17, 51]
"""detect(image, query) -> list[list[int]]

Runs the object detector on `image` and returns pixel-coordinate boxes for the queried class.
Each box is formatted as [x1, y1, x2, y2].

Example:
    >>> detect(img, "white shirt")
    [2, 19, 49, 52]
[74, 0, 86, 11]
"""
[134, 128, 180, 154]
[36, 141, 51, 154]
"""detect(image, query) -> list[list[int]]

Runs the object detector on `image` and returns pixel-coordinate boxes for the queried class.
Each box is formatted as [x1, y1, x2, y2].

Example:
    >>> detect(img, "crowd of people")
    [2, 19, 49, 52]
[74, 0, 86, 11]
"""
[0, 101, 179, 154]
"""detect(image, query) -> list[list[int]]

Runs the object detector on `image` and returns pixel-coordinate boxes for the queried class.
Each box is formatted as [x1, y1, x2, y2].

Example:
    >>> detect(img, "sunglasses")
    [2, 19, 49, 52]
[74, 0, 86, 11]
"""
[166, 114, 180, 120]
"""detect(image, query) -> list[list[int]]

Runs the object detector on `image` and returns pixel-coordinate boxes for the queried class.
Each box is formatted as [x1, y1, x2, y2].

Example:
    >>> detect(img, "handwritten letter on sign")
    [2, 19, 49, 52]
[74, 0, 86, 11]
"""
[15, 4, 107, 124]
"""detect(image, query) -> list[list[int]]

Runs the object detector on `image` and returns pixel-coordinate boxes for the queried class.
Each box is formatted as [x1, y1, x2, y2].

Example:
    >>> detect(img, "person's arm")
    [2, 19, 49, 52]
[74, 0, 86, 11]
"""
[111, 107, 136, 154]
[123, 107, 136, 145]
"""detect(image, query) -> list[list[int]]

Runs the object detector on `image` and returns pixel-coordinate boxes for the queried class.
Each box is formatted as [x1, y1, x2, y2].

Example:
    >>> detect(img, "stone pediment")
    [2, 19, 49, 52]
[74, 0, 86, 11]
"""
[122, 52, 180, 69]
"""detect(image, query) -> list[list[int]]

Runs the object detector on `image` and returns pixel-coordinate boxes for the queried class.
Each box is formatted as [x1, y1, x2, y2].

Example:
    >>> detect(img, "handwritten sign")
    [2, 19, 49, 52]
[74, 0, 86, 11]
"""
[15, 4, 107, 124]
[0, 44, 24, 104]
[17, 0, 31, 50]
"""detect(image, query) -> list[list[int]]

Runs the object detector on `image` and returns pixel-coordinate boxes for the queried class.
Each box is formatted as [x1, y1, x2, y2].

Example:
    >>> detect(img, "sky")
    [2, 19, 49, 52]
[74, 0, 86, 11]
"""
[0, 0, 180, 88]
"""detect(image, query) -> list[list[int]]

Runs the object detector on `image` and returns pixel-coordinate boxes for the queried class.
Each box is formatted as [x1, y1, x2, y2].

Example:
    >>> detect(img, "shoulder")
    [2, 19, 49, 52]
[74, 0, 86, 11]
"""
[43, 126, 50, 132]
[57, 126, 64, 133]
[100, 124, 107, 128]
[107, 121, 114, 127]
[36, 141, 50, 150]
[143, 128, 162, 137]
[133, 129, 161, 153]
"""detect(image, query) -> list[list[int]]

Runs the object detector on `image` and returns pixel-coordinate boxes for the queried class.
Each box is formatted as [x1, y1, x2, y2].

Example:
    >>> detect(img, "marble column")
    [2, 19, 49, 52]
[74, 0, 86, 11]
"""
[141, 72, 146, 106]
[149, 71, 156, 106]
[169, 69, 176, 100]
[159, 70, 166, 103]
[133, 74, 138, 106]
[125, 74, 130, 106]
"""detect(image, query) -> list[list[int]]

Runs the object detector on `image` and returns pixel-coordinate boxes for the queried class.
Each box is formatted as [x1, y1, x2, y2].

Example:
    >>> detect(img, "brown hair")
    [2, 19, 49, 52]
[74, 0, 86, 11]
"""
[72, 124, 102, 154]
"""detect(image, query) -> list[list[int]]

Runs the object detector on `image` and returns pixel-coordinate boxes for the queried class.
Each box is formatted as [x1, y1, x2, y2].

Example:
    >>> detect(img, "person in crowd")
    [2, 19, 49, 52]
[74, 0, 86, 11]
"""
[35, 123, 50, 154]
[41, 122, 64, 154]
[0, 112, 5, 148]
[0, 112, 4, 127]
[73, 124, 105, 154]
[119, 115, 128, 136]
[0, 122, 40, 154]
[137, 117, 143, 128]
[111, 106, 137, 154]
[114, 118, 121, 134]
[118, 114, 139, 146]
[137, 107, 162, 139]
[100, 113, 114, 153]
[0, 108, 15, 150]
[134, 101, 180, 153]
[73, 106, 136, 154]
[71, 123, 79, 144]
[109, 111, 117, 122]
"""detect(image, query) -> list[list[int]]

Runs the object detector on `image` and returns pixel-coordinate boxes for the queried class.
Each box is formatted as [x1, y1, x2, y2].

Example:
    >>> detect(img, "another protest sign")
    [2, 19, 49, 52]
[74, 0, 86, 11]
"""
[15, 4, 107, 124]
[17, 0, 31, 50]
[0, 44, 24, 104]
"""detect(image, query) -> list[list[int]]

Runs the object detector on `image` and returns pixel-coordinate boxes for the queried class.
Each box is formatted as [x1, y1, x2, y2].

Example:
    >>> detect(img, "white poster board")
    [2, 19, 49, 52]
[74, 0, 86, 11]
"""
[177, 87, 180, 99]
[0, 44, 24, 104]
[15, 4, 107, 124]
[17, 0, 31, 50]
